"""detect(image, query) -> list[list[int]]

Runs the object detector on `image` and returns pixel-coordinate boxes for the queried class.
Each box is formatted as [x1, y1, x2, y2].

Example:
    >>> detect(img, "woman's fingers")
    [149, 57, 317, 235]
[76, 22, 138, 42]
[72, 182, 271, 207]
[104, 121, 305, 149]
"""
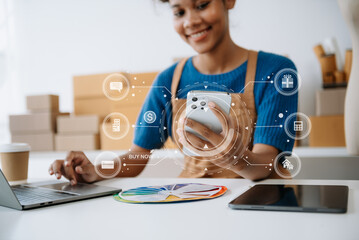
[49, 151, 95, 185]
[62, 163, 78, 185]
[65, 151, 89, 167]
[208, 101, 229, 133]
[177, 131, 207, 156]
[50, 160, 65, 179]
[184, 118, 223, 147]
[75, 163, 98, 183]
[177, 128, 214, 150]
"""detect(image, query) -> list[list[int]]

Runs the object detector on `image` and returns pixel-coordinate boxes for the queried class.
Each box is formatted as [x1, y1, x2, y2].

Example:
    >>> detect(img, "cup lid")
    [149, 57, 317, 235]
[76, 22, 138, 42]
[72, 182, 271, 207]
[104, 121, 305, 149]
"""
[0, 143, 31, 153]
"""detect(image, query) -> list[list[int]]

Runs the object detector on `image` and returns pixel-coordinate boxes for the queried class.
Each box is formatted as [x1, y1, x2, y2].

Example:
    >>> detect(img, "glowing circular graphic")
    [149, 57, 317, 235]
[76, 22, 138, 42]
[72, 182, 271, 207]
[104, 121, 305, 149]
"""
[274, 68, 302, 96]
[273, 151, 301, 179]
[102, 73, 130, 101]
[143, 111, 157, 124]
[102, 112, 130, 140]
[161, 82, 254, 175]
[284, 112, 312, 140]
[94, 151, 121, 179]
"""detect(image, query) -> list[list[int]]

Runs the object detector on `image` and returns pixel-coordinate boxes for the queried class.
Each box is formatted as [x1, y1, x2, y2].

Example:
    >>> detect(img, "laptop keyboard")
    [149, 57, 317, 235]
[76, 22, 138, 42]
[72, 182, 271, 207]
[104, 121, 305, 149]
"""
[12, 186, 77, 205]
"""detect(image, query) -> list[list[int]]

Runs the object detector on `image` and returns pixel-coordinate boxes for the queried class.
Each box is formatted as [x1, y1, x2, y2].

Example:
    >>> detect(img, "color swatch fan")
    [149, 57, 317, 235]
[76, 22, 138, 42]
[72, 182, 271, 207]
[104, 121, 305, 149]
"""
[114, 183, 227, 203]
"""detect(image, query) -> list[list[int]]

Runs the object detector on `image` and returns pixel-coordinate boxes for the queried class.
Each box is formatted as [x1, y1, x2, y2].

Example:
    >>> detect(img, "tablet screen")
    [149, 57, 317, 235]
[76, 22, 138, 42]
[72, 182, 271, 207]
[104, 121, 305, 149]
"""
[229, 184, 348, 213]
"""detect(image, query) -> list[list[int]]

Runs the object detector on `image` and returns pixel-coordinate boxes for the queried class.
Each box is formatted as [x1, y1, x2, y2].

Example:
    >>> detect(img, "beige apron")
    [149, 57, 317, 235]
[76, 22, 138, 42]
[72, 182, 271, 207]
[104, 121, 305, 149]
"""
[170, 51, 259, 178]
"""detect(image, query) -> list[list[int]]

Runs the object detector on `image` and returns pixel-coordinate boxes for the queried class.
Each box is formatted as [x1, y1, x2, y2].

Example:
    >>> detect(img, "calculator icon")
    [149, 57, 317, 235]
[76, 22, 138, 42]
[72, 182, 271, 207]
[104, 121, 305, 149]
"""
[294, 121, 303, 131]
[112, 119, 121, 132]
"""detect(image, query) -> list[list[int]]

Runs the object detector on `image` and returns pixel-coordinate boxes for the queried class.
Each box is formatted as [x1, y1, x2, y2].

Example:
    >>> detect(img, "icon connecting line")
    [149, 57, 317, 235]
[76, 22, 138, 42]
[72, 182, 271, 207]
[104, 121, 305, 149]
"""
[254, 125, 283, 128]
[124, 156, 170, 167]
[239, 81, 273, 93]
[132, 86, 172, 96]
[132, 125, 160, 128]
[242, 158, 272, 166]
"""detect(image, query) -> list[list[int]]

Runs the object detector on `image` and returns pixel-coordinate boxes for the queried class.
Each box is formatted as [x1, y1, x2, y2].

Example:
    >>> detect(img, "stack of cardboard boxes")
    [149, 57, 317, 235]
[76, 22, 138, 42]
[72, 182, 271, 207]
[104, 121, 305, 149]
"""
[73, 72, 163, 150]
[309, 89, 346, 146]
[9, 72, 178, 152]
[313, 44, 352, 88]
[55, 115, 100, 151]
[10, 95, 69, 151]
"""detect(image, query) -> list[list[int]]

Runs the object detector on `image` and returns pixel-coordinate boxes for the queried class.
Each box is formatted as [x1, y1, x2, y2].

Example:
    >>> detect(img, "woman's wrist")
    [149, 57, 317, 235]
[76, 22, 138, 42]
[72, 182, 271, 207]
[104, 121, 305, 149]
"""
[230, 149, 273, 181]
[231, 149, 253, 175]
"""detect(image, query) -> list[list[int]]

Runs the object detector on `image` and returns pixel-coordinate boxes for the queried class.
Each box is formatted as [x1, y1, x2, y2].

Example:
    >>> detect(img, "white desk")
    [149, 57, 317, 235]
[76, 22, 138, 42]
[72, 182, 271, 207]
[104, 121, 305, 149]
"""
[1, 178, 359, 240]
[1, 150, 359, 240]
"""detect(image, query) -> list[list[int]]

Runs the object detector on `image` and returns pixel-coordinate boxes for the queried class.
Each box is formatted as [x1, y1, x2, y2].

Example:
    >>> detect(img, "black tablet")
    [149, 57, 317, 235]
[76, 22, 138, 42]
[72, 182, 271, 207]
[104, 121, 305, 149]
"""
[229, 184, 348, 213]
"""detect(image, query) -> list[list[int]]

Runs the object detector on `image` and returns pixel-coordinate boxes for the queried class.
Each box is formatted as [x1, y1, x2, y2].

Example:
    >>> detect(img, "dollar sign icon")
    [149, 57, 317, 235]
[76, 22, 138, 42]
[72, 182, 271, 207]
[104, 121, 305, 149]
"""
[144, 111, 156, 124]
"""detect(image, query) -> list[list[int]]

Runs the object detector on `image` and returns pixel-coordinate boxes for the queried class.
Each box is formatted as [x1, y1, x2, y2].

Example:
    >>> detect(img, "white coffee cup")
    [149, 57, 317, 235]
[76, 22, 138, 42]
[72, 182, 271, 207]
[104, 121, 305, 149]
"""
[0, 143, 31, 181]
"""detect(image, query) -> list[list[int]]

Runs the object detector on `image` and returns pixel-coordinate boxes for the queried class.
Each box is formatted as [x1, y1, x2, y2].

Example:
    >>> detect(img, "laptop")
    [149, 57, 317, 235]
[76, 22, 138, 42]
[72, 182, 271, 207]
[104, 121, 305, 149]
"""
[0, 169, 121, 210]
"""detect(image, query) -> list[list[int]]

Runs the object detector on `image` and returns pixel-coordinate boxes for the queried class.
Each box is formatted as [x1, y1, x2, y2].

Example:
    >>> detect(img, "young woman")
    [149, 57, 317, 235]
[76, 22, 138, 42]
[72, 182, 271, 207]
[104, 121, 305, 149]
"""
[49, 0, 298, 183]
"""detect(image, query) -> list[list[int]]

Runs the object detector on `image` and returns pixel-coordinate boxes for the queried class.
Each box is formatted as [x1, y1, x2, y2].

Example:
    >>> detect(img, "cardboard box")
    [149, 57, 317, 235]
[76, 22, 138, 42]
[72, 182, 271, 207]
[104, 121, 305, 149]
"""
[344, 50, 352, 82]
[73, 72, 158, 99]
[73, 73, 122, 99]
[11, 133, 54, 151]
[26, 95, 59, 113]
[316, 89, 346, 116]
[319, 54, 337, 84]
[100, 124, 134, 150]
[74, 93, 151, 117]
[128, 72, 158, 86]
[55, 134, 100, 151]
[74, 97, 114, 117]
[309, 115, 345, 147]
[74, 97, 145, 117]
[9, 112, 69, 134]
[57, 115, 99, 134]
[73, 72, 158, 119]
[125, 72, 158, 105]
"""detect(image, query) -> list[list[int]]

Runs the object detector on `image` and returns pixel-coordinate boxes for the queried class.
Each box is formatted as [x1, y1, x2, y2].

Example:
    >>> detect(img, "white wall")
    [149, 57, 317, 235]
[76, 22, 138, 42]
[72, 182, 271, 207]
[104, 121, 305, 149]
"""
[0, 0, 352, 144]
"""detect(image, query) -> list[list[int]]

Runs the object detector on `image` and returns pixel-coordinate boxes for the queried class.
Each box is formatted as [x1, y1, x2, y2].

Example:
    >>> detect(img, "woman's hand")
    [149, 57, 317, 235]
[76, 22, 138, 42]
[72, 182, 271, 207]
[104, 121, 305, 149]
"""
[176, 101, 246, 171]
[48, 151, 102, 185]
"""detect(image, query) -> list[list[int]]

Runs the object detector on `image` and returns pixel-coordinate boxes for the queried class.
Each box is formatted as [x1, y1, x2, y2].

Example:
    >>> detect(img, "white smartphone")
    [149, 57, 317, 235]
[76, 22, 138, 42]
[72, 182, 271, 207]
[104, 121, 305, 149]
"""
[183, 91, 231, 156]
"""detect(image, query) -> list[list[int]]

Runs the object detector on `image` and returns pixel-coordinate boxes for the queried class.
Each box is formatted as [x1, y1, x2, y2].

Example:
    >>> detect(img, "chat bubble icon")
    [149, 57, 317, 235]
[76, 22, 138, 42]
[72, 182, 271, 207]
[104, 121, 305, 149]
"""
[110, 81, 123, 92]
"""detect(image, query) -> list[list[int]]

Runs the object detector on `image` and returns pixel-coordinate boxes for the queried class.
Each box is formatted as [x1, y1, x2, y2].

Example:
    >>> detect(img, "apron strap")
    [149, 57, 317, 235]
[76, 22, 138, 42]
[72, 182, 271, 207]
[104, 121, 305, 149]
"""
[243, 50, 258, 110]
[171, 58, 189, 104]
[244, 50, 258, 92]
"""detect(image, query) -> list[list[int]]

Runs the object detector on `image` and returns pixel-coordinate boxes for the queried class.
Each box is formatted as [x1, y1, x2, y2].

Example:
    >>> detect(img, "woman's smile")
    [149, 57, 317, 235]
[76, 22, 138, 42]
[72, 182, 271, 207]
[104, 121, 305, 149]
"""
[186, 26, 212, 42]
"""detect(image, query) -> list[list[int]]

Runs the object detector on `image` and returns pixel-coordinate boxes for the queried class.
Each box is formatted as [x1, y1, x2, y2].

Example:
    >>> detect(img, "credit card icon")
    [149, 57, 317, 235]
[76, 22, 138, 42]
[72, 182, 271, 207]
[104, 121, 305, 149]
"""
[101, 160, 114, 169]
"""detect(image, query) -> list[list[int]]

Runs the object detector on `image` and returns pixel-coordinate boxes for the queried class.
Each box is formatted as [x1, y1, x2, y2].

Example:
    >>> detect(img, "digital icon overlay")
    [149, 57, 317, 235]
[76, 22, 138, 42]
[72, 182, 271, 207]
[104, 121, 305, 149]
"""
[94, 151, 121, 179]
[102, 112, 130, 140]
[274, 151, 301, 179]
[282, 158, 294, 170]
[110, 81, 123, 92]
[281, 74, 294, 89]
[102, 73, 130, 101]
[294, 121, 303, 132]
[143, 111, 156, 124]
[274, 68, 301, 96]
[112, 119, 121, 132]
[284, 112, 311, 140]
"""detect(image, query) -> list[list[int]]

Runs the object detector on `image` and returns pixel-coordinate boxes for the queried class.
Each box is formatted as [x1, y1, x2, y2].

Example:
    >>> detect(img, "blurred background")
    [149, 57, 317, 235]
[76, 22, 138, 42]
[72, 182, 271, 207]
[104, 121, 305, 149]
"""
[0, 0, 351, 146]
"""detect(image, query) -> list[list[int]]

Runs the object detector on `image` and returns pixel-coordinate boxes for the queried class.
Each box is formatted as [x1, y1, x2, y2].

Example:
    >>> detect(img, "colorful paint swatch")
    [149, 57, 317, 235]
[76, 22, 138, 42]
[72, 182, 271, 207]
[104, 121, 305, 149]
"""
[114, 183, 227, 203]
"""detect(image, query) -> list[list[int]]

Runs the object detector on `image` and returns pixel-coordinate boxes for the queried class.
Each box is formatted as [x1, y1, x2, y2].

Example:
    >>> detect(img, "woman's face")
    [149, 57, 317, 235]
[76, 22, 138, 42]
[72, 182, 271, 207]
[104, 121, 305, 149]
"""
[169, 0, 234, 54]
